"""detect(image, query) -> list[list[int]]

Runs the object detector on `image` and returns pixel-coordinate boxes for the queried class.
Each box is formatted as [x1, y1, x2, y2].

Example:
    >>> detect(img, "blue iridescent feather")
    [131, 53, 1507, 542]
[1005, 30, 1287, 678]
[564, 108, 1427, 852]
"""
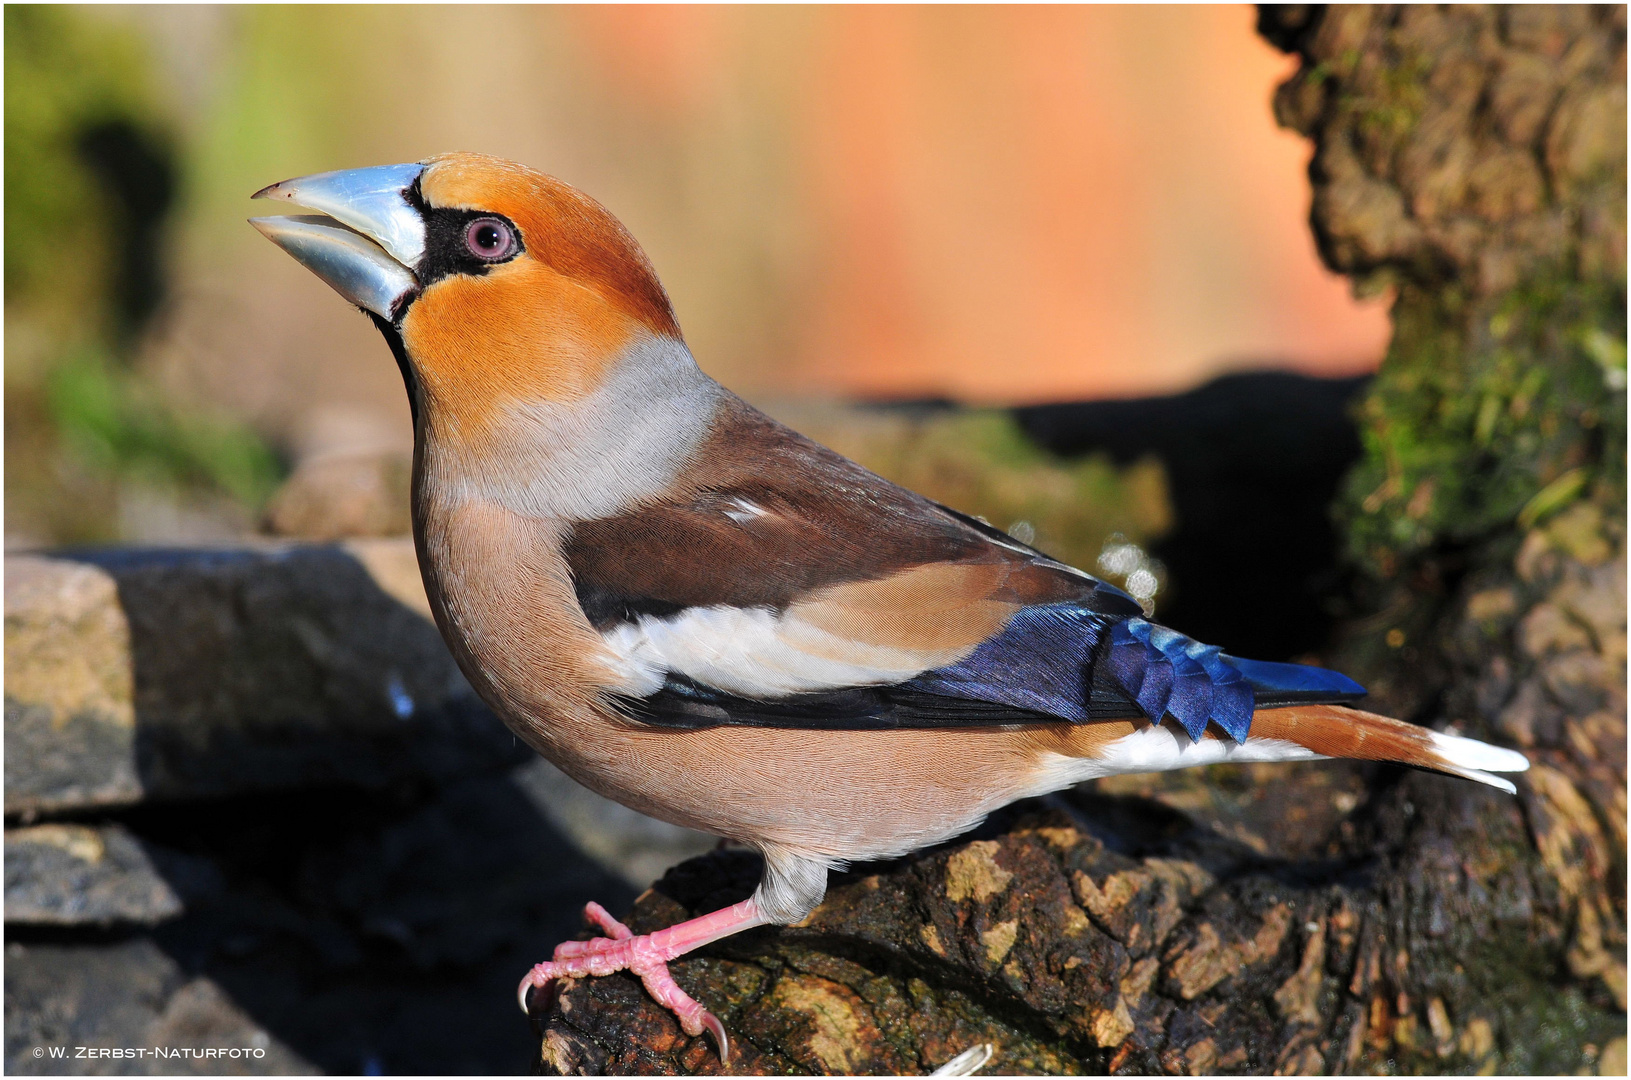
[1108, 618, 1247, 741]
[904, 603, 1111, 721]
[901, 605, 1363, 743]
[1225, 655, 1366, 699]
[1106, 617, 1364, 741]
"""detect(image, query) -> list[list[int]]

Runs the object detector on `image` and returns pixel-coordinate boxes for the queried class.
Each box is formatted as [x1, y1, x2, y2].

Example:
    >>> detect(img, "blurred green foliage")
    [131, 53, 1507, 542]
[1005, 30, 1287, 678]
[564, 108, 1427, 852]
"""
[47, 348, 284, 509]
[5, 5, 284, 544]
[4, 4, 150, 333]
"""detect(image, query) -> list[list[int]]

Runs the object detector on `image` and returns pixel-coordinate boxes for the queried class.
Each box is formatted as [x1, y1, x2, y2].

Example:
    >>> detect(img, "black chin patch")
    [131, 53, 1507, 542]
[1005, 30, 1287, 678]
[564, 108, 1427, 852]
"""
[368, 312, 420, 428]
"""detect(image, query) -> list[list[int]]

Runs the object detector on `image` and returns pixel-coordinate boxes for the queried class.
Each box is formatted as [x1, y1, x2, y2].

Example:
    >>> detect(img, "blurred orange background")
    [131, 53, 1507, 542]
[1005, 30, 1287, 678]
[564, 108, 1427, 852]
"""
[95, 3, 1390, 463]
[723, 2, 1391, 402]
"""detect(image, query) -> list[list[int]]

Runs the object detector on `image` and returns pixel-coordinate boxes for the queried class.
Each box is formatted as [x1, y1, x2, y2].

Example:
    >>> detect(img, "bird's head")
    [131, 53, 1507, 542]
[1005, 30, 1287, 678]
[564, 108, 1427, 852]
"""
[252, 153, 682, 430]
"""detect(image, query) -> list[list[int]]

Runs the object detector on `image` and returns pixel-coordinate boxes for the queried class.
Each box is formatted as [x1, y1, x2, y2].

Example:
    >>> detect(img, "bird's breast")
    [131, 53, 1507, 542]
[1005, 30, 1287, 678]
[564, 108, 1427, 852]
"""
[412, 491, 621, 756]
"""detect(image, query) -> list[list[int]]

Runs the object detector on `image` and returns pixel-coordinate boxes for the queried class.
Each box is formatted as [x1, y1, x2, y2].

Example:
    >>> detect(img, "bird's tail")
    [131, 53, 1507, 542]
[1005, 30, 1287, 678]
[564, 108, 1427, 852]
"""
[1248, 703, 1530, 793]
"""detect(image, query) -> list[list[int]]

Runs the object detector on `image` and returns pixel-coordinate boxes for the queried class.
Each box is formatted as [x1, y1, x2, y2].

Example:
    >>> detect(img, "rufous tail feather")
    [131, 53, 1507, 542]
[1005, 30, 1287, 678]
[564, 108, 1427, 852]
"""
[1249, 704, 1529, 793]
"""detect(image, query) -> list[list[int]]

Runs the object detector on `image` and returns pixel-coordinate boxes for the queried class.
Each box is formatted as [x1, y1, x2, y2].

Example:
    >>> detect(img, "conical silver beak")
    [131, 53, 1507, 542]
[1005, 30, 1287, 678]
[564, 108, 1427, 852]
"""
[252, 162, 427, 266]
[250, 161, 427, 318]
[249, 214, 418, 319]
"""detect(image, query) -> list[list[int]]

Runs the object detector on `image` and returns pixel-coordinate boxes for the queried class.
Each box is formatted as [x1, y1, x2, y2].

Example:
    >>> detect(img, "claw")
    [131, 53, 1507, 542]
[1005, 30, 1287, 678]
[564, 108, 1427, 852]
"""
[518, 896, 765, 1062]
[518, 966, 562, 1016]
[930, 1043, 994, 1076]
[517, 969, 536, 1014]
[700, 1009, 730, 1064]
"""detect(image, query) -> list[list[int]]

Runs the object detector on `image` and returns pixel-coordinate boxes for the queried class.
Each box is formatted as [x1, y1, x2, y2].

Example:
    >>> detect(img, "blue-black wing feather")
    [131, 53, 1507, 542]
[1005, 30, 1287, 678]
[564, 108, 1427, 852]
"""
[624, 603, 1366, 736]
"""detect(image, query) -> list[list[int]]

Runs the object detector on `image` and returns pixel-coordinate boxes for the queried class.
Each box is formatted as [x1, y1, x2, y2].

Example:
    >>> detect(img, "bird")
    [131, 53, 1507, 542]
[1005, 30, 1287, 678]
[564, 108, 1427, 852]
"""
[251, 153, 1529, 1062]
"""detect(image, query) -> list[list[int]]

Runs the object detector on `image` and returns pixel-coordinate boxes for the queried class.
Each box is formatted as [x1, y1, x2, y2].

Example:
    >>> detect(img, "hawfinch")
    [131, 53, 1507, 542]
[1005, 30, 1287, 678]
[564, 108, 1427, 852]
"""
[252, 153, 1528, 1060]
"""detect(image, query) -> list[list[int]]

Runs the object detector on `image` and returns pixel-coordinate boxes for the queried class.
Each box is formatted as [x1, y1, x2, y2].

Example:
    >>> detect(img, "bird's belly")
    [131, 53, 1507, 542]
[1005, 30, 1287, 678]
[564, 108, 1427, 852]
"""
[537, 722, 1072, 860]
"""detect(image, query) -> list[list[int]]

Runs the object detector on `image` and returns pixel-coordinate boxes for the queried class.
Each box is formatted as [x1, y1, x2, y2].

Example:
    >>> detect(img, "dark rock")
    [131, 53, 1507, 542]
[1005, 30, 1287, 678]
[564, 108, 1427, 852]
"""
[4, 823, 221, 927]
[3, 938, 313, 1075]
[4, 700, 144, 823]
[3, 539, 724, 1076]
[295, 771, 640, 972]
[4, 543, 527, 815]
[5, 558, 141, 813]
[512, 759, 717, 889]
[144, 763, 646, 1073]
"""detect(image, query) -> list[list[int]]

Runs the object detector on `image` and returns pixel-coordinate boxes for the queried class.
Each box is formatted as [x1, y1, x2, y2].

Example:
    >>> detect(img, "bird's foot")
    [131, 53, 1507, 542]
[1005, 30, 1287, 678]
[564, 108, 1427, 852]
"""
[519, 900, 734, 1062]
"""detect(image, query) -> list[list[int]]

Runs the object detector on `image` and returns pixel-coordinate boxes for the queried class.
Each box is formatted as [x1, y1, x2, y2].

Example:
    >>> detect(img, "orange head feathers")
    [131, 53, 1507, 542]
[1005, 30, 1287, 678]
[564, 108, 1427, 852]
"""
[253, 153, 681, 426]
[416, 153, 679, 340]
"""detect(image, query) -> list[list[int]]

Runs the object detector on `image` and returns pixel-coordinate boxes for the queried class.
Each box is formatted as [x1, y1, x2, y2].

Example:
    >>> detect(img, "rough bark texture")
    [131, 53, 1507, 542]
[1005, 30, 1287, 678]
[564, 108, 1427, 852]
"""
[533, 6, 1626, 1075]
[1265, 2, 1628, 1070]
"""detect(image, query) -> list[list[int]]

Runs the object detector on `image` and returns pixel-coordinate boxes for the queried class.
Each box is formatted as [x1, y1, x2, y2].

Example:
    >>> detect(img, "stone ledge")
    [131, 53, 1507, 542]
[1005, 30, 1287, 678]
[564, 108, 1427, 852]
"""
[4, 541, 525, 816]
[4, 822, 222, 927]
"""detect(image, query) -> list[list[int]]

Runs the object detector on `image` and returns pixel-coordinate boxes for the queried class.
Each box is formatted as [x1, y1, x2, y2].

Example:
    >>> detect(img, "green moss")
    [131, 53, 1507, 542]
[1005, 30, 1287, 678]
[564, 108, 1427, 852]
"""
[1341, 275, 1627, 576]
[1342, 49, 1432, 160]
[1377, 934, 1624, 1076]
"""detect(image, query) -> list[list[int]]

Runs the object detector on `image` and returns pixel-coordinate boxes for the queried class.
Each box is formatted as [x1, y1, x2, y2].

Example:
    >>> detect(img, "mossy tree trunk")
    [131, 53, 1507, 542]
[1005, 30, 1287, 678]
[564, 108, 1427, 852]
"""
[533, 7, 1625, 1074]
[1260, 4, 1627, 1071]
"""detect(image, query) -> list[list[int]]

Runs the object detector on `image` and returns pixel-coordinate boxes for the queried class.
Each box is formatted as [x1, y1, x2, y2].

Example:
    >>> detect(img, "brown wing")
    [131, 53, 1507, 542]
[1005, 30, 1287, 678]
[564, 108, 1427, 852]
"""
[564, 394, 1137, 633]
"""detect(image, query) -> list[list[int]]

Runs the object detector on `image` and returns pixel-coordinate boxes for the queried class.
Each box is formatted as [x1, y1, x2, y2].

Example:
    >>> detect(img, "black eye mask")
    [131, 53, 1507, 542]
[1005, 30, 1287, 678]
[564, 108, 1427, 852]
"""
[405, 178, 525, 287]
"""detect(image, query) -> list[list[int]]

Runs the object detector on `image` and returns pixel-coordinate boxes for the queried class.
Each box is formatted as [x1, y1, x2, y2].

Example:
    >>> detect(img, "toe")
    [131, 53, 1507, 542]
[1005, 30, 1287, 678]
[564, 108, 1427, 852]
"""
[583, 900, 634, 939]
[517, 963, 564, 1015]
[553, 939, 590, 960]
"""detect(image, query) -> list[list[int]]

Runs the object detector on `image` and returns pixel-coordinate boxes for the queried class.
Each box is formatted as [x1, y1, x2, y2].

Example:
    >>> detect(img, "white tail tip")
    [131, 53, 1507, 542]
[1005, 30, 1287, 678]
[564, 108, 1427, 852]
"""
[1430, 731, 1531, 772]
[1430, 731, 1529, 792]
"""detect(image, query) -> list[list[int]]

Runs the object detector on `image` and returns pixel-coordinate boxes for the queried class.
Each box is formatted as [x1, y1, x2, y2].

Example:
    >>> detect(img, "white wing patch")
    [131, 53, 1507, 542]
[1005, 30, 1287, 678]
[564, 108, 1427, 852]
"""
[723, 497, 769, 524]
[599, 603, 968, 698]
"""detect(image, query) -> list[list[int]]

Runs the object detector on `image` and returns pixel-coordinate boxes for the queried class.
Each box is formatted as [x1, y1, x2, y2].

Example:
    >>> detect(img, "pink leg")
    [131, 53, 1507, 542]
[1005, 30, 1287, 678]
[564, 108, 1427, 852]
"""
[519, 897, 767, 1062]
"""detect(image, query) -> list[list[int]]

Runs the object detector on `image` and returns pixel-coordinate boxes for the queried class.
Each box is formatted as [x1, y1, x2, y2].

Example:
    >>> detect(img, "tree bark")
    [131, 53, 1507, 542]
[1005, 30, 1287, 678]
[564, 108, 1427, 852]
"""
[533, 7, 1626, 1073]
[1262, 4, 1627, 1069]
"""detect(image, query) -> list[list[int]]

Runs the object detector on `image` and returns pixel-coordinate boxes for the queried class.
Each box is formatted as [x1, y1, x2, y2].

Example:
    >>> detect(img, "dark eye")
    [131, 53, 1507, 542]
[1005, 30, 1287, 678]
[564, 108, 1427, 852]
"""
[464, 217, 516, 261]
